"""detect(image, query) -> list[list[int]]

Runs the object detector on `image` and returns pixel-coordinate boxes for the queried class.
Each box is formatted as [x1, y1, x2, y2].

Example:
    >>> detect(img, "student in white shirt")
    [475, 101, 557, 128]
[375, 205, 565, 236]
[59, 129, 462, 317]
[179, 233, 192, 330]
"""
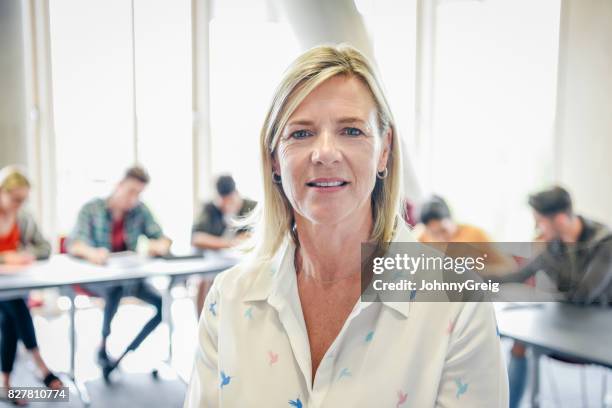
[184, 44, 508, 408]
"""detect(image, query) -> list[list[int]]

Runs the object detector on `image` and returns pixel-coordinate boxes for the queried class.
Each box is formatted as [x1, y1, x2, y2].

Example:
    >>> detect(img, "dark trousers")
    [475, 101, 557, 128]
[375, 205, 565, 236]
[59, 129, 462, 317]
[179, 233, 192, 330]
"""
[84, 281, 162, 353]
[0, 299, 38, 374]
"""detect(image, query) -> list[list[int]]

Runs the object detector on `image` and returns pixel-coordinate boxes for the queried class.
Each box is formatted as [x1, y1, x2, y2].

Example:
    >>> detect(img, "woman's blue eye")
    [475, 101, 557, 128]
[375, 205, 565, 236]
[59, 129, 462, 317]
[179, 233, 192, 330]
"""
[291, 130, 311, 139]
[343, 127, 363, 136]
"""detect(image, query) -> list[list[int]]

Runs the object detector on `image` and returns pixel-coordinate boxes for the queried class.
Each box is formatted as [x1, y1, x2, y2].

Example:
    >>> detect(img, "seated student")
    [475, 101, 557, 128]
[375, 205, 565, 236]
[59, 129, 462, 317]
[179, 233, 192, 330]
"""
[0, 166, 63, 406]
[191, 175, 255, 316]
[68, 166, 171, 381]
[496, 186, 612, 408]
[418, 195, 493, 242]
[417, 195, 514, 273]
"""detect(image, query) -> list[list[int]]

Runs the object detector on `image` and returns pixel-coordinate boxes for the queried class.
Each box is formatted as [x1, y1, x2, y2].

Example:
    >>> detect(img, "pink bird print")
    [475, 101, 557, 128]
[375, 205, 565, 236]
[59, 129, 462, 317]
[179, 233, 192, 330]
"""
[268, 351, 279, 365]
[396, 390, 408, 407]
[447, 320, 455, 334]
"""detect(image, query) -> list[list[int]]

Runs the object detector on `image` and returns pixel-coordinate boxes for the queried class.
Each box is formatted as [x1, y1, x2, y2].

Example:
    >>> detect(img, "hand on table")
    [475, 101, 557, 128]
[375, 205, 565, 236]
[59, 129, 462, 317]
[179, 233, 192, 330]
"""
[148, 239, 171, 257]
[87, 247, 109, 265]
[1, 251, 35, 266]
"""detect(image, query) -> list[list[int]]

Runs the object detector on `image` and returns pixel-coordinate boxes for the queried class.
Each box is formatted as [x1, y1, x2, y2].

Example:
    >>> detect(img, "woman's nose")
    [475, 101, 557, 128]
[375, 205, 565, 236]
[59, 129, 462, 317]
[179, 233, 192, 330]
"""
[311, 130, 342, 165]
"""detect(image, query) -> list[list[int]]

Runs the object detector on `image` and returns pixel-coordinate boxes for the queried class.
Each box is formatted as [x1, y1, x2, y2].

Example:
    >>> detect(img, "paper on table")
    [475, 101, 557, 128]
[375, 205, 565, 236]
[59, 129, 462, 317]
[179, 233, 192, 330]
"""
[106, 251, 147, 269]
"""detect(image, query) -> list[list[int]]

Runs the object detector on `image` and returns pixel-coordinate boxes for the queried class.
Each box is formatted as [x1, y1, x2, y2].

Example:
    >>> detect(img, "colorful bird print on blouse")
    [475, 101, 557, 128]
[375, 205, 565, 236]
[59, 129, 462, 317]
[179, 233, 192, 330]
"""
[209, 301, 217, 316]
[454, 378, 468, 398]
[219, 371, 232, 389]
[244, 306, 253, 320]
[447, 321, 455, 334]
[268, 351, 279, 366]
[338, 368, 352, 379]
[496, 325, 500, 337]
[396, 390, 408, 407]
[288, 397, 302, 408]
[365, 330, 374, 342]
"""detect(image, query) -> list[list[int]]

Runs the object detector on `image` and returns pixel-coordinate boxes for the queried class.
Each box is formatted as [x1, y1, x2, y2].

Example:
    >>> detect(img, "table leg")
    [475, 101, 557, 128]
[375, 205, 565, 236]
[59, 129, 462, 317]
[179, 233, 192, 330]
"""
[530, 347, 543, 408]
[67, 291, 90, 406]
[162, 278, 174, 363]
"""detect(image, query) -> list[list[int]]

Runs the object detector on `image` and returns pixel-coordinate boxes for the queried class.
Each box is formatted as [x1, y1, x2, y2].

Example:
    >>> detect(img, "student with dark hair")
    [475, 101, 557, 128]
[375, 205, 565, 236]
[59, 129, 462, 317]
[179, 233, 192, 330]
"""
[418, 195, 492, 243]
[68, 166, 172, 382]
[191, 175, 256, 315]
[500, 186, 612, 408]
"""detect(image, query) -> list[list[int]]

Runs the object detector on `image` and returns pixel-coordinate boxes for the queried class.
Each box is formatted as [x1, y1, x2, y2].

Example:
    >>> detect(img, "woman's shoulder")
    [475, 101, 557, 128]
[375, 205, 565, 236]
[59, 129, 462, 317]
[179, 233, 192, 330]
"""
[211, 257, 275, 302]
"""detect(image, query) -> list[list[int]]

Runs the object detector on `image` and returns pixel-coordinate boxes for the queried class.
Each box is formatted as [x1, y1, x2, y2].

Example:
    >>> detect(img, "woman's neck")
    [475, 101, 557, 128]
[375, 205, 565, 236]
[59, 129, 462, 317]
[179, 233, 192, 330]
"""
[294, 205, 372, 282]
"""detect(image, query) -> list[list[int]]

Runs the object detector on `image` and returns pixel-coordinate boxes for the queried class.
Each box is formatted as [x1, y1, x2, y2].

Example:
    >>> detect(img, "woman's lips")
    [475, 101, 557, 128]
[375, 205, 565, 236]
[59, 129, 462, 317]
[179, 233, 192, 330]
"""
[306, 178, 350, 192]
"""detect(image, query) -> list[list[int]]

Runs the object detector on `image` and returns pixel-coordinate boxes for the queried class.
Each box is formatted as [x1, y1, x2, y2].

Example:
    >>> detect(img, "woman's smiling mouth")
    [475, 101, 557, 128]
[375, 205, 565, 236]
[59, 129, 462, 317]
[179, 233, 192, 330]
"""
[306, 178, 350, 192]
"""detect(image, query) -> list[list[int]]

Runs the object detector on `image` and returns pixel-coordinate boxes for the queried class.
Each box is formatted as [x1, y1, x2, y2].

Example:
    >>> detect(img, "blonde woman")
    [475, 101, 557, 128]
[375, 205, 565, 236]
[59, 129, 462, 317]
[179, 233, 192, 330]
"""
[0, 166, 63, 406]
[184, 45, 508, 407]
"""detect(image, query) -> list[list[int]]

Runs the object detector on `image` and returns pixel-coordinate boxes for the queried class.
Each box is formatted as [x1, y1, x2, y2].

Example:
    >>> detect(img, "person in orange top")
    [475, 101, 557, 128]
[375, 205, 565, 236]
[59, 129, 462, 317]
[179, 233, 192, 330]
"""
[417, 196, 492, 242]
[0, 166, 63, 406]
[417, 195, 515, 274]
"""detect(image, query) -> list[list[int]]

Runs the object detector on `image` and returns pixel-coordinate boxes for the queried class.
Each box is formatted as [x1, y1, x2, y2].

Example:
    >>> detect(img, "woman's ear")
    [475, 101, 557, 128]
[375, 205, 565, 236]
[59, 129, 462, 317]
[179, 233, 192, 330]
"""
[377, 128, 393, 172]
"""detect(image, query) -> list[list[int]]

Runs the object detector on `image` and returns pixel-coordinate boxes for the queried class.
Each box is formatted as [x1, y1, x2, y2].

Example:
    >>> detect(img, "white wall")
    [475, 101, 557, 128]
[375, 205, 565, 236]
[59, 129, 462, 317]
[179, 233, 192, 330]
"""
[555, 0, 612, 224]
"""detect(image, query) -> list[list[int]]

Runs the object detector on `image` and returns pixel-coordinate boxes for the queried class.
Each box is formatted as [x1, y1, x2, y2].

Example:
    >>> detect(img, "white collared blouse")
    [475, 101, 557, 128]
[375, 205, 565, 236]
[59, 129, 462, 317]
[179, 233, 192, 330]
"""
[184, 221, 509, 407]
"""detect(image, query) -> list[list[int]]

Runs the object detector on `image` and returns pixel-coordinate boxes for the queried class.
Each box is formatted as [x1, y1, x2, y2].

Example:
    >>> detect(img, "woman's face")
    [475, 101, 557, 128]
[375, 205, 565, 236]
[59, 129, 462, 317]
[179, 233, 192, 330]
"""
[0, 186, 29, 214]
[274, 75, 391, 227]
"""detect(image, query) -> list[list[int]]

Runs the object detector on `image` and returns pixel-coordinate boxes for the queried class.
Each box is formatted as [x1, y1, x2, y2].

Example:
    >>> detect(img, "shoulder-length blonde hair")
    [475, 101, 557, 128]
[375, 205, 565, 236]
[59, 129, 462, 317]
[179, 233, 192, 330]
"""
[0, 166, 30, 192]
[245, 44, 402, 262]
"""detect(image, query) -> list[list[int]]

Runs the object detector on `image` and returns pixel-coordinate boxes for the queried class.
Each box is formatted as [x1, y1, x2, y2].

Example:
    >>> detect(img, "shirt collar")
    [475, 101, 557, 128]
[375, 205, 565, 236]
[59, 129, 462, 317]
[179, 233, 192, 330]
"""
[242, 217, 416, 319]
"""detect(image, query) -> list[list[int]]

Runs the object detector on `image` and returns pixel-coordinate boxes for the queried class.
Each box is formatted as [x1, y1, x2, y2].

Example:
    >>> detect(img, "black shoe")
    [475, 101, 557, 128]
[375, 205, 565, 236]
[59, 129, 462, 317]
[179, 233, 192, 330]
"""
[102, 361, 116, 384]
[96, 348, 110, 368]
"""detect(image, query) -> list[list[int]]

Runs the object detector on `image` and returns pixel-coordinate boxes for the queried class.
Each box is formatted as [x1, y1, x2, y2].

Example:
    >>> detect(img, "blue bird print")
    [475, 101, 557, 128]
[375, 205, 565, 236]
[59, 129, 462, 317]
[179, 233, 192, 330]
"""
[244, 306, 253, 320]
[220, 371, 232, 389]
[209, 301, 217, 316]
[409, 289, 417, 300]
[338, 368, 352, 379]
[288, 397, 302, 408]
[365, 330, 374, 342]
[454, 378, 468, 398]
[496, 325, 500, 337]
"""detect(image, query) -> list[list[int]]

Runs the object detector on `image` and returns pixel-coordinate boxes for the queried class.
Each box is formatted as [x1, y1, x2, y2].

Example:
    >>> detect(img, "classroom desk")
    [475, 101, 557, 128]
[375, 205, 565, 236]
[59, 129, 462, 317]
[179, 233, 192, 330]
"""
[495, 302, 612, 407]
[0, 253, 237, 406]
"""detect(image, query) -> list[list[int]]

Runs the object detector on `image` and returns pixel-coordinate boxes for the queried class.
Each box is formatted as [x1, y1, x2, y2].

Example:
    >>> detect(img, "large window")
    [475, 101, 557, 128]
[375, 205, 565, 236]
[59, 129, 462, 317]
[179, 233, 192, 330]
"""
[425, 0, 561, 240]
[208, 1, 300, 202]
[49, 0, 193, 249]
[356, 0, 418, 151]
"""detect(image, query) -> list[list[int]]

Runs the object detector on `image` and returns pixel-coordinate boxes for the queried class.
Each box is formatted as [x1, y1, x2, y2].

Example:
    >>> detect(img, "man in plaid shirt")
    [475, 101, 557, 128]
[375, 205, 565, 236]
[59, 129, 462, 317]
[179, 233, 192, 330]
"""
[68, 166, 171, 382]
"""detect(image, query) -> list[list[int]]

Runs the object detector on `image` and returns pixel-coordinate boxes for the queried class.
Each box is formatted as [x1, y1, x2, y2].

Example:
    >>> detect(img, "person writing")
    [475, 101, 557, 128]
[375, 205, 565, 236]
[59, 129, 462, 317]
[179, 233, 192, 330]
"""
[0, 166, 63, 406]
[496, 186, 612, 408]
[68, 166, 171, 382]
[184, 45, 508, 407]
[191, 175, 255, 315]
[417, 195, 516, 275]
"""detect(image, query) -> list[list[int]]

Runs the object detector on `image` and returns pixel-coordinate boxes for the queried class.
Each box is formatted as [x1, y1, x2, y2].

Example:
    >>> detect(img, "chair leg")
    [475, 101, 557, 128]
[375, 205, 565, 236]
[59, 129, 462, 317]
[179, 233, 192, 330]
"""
[602, 368, 609, 408]
[546, 356, 562, 408]
[580, 365, 588, 408]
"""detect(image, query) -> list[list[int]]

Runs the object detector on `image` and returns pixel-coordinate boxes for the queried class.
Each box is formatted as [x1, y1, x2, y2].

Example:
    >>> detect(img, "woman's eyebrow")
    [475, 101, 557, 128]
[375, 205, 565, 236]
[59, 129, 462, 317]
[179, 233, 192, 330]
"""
[286, 119, 315, 127]
[336, 117, 367, 125]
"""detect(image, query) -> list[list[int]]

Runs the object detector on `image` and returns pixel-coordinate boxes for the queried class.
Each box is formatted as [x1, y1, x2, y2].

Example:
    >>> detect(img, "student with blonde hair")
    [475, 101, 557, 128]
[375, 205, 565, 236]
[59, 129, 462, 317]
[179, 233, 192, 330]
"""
[0, 166, 63, 405]
[184, 45, 508, 407]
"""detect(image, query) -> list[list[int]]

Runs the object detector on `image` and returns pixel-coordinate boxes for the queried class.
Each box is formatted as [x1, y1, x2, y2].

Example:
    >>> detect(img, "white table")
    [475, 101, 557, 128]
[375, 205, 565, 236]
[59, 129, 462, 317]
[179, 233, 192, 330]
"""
[0, 253, 237, 406]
